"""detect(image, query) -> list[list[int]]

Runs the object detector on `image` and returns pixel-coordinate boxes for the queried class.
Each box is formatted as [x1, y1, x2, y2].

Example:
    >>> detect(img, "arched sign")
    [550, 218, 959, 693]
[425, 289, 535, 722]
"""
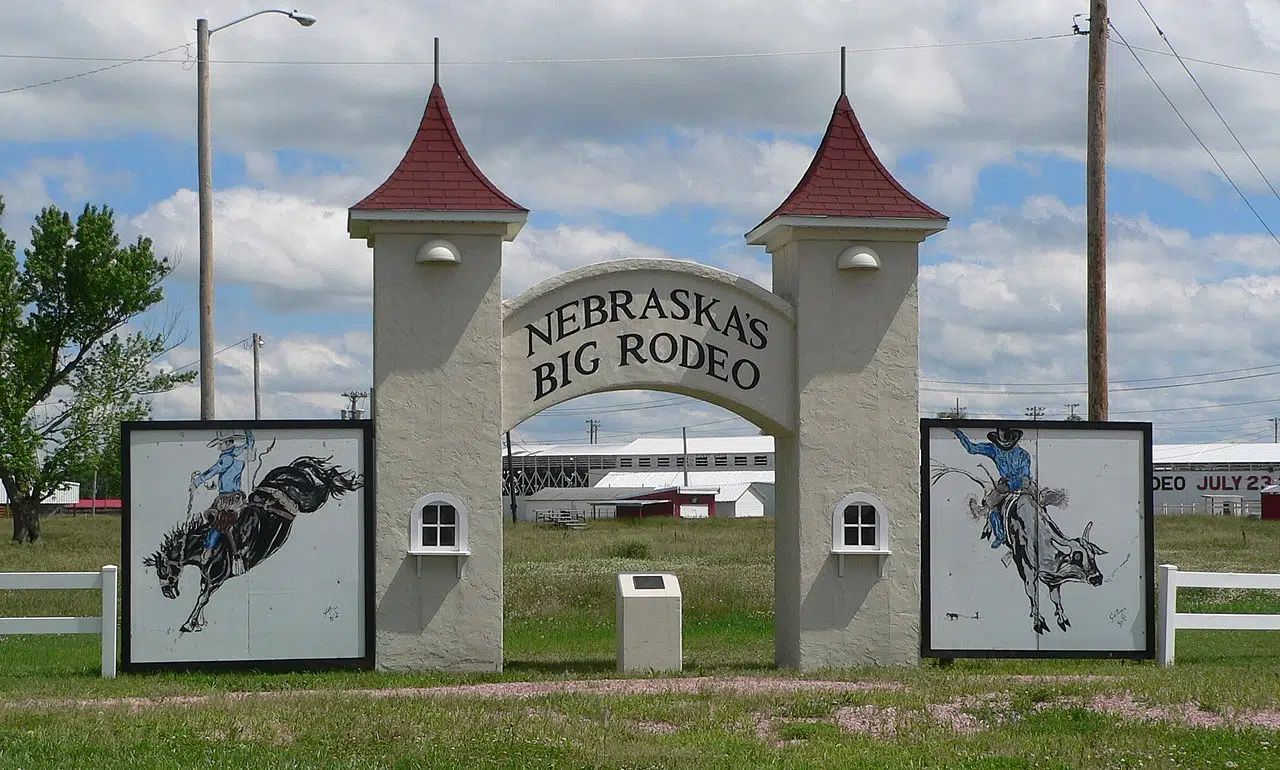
[502, 259, 796, 435]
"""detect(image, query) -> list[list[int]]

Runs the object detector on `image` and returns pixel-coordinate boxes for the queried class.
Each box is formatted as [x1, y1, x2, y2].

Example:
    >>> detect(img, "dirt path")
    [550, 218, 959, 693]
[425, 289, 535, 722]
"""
[6, 675, 1278, 734]
[3, 676, 907, 713]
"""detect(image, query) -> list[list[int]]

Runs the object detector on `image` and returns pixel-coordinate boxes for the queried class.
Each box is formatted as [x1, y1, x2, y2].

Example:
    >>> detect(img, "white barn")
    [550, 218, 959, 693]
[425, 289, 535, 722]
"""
[594, 470, 775, 518]
[0, 482, 81, 510]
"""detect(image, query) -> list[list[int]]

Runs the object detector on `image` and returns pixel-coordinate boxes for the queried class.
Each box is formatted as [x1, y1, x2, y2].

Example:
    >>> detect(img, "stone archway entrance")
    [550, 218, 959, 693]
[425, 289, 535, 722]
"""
[348, 68, 948, 673]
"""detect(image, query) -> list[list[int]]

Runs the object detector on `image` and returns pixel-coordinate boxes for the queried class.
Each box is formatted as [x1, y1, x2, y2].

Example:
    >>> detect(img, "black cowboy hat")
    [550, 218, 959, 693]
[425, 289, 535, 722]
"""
[987, 427, 1023, 450]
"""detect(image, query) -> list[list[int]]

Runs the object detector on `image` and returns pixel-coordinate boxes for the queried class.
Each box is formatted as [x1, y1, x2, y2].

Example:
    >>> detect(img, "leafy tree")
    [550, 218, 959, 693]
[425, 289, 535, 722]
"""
[0, 196, 193, 542]
[935, 407, 968, 419]
[64, 401, 149, 502]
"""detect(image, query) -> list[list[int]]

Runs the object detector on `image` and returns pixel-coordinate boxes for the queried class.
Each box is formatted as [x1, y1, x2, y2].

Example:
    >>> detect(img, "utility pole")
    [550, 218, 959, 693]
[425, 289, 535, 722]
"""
[1086, 0, 1109, 421]
[682, 426, 690, 487]
[1065, 403, 1081, 421]
[1270, 417, 1279, 443]
[251, 333, 263, 420]
[585, 419, 600, 444]
[197, 17, 215, 420]
[1026, 406, 1046, 421]
[341, 390, 368, 420]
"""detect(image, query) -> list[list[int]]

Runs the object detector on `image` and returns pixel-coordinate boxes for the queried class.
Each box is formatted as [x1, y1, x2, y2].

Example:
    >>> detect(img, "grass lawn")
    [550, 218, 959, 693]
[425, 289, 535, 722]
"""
[1, 513, 1279, 768]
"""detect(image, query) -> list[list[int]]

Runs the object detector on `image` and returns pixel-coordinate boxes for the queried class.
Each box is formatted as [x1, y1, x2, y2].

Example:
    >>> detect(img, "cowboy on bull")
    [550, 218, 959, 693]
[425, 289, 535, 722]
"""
[191, 429, 255, 575]
[953, 426, 1034, 549]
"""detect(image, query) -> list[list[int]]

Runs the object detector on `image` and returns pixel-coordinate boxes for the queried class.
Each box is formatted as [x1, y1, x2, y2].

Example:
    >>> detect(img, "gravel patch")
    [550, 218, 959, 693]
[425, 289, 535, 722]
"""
[833, 704, 904, 739]
[2, 677, 904, 713]
[1037, 691, 1280, 731]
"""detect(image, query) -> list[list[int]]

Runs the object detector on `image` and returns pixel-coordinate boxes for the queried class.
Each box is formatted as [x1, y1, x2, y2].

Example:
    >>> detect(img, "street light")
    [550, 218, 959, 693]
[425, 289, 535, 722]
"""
[197, 9, 315, 420]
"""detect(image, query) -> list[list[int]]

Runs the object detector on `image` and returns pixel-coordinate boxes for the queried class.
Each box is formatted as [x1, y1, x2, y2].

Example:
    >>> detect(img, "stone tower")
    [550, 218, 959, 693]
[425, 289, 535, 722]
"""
[348, 78, 526, 671]
[747, 91, 949, 668]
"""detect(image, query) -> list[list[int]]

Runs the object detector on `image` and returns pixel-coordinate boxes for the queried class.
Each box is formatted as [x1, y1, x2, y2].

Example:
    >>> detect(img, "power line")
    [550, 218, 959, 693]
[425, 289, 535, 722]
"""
[922, 367, 1280, 396]
[163, 337, 252, 375]
[0, 42, 190, 96]
[1109, 21, 1280, 249]
[923, 361, 1280, 388]
[0, 33, 1075, 70]
[538, 395, 693, 416]
[1132, 0, 1280, 207]
[1121, 43, 1280, 79]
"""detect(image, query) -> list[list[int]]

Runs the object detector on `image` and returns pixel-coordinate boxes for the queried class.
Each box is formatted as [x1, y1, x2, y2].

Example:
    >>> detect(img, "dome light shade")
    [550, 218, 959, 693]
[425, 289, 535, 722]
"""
[837, 245, 880, 270]
[416, 239, 461, 264]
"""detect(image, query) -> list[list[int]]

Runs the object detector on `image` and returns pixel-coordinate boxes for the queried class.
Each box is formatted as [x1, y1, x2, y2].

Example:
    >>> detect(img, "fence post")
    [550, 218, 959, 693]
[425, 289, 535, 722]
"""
[101, 564, 118, 679]
[1157, 564, 1177, 667]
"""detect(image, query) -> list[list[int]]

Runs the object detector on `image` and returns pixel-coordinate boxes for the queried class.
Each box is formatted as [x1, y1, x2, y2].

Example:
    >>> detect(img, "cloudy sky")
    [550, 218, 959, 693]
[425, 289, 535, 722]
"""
[4, 0, 1280, 448]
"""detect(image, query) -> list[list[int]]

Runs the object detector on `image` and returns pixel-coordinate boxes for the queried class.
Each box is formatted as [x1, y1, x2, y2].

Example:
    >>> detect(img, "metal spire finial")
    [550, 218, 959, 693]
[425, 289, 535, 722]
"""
[840, 45, 846, 95]
[434, 37, 440, 85]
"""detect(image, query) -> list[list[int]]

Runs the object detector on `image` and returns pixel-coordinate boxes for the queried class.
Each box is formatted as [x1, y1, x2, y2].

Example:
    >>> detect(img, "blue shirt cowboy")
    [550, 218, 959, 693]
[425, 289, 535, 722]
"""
[953, 427, 1032, 548]
[192, 430, 254, 556]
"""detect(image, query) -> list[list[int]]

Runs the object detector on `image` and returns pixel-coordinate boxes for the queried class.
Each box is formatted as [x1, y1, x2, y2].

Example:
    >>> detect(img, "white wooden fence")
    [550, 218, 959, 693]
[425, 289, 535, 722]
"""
[0, 565, 118, 678]
[1157, 564, 1280, 666]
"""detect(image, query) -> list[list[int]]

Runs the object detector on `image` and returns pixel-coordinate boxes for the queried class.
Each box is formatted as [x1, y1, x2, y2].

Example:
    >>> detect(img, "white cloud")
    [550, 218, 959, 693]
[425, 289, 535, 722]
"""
[129, 184, 773, 306]
[151, 330, 373, 421]
[503, 224, 671, 297]
[0, 156, 131, 242]
[9, 0, 1280, 213]
[129, 187, 372, 309]
[920, 194, 1280, 442]
[489, 131, 816, 217]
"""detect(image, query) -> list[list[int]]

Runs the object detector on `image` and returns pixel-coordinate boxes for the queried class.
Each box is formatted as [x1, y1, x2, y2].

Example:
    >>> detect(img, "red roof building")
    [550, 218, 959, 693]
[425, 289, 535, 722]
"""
[748, 93, 947, 243]
[66, 499, 123, 512]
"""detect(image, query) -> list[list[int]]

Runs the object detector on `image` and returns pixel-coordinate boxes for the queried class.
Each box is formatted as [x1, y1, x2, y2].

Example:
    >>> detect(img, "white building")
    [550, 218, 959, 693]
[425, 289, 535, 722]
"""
[0, 482, 81, 507]
[1151, 443, 1280, 516]
[506, 435, 1277, 517]
[594, 470, 774, 518]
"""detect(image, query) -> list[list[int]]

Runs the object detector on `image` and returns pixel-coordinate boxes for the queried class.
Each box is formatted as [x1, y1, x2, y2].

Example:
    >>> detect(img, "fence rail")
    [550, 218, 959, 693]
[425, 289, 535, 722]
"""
[0, 565, 118, 678]
[1156, 564, 1280, 666]
[1155, 500, 1263, 517]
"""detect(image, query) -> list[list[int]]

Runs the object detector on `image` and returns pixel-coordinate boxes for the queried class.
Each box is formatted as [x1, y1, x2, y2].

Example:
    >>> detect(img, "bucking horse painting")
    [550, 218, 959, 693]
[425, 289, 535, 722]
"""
[931, 427, 1108, 636]
[142, 454, 364, 634]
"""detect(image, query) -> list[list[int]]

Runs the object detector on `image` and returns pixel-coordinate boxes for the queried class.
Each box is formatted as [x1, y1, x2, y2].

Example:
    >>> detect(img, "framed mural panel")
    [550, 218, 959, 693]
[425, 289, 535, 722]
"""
[121, 420, 375, 672]
[920, 419, 1154, 660]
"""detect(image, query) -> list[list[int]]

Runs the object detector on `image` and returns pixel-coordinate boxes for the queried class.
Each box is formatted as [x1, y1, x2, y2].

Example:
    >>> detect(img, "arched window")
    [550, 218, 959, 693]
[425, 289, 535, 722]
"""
[831, 492, 890, 577]
[409, 493, 469, 555]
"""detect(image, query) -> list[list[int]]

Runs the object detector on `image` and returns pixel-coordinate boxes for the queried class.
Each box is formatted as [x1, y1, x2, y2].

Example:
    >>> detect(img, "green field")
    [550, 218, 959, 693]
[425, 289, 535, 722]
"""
[1, 514, 1279, 768]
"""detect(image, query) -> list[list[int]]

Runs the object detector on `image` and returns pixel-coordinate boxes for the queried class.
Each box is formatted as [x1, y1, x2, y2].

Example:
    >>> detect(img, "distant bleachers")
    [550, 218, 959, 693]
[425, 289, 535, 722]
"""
[535, 509, 587, 530]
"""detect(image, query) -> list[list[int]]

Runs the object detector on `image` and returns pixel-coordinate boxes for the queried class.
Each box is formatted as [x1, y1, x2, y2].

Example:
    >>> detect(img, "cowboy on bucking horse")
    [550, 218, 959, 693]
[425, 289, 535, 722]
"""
[191, 428, 255, 576]
[952, 426, 1034, 549]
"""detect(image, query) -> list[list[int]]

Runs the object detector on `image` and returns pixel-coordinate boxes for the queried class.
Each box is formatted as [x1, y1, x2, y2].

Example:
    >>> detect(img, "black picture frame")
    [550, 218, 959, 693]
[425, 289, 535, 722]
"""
[919, 417, 1155, 661]
[120, 419, 376, 674]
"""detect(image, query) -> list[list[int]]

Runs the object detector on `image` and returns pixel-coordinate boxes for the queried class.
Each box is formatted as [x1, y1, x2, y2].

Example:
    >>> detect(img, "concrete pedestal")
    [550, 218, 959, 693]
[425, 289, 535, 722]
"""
[616, 572, 682, 673]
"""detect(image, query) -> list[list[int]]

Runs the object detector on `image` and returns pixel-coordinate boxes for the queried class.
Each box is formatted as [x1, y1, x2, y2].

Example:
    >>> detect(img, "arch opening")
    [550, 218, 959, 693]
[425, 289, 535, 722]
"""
[500, 388, 777, 671]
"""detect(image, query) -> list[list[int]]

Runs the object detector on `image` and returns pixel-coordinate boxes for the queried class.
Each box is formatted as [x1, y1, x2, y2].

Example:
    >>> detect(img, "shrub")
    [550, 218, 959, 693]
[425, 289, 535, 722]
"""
[607, 539, 652, 560]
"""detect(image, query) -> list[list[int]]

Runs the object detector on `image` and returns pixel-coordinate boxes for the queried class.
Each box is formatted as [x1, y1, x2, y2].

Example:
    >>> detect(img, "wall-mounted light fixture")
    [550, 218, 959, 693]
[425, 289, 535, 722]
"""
[416, 239, 461, 264]
[836, 244, 880, 270]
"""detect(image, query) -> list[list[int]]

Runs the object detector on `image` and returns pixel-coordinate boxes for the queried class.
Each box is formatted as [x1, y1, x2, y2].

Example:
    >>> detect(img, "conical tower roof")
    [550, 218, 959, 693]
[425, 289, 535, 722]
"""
[752, 94, 946, 232]
[351, 82, 526, 213]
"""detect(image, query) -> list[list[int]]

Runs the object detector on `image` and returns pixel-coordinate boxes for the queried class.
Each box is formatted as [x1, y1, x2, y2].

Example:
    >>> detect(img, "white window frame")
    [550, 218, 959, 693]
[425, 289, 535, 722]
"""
[408, 493, 470, 578]
[831, 492, 890, 578]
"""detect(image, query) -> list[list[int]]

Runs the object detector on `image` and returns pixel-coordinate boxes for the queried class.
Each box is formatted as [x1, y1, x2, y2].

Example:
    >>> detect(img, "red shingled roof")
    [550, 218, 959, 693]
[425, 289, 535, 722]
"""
[755, 94, 946, 228]
[352, 83, 526, 212]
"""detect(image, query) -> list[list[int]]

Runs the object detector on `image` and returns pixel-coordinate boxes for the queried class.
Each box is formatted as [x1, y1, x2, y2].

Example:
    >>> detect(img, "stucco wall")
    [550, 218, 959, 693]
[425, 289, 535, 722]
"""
[370, 223, 508, 672]
[768, 231, 923, 668]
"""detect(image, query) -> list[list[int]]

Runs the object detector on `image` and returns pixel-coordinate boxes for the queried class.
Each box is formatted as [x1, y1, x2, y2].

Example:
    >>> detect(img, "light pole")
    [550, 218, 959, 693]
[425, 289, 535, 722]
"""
[197, 8, 316, 420]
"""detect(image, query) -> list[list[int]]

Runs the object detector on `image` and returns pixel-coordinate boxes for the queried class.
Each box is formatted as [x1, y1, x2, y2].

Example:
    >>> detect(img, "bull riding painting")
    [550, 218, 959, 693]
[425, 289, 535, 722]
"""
[123, 422, 373, 672]
[921, 419, 1154, 659]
